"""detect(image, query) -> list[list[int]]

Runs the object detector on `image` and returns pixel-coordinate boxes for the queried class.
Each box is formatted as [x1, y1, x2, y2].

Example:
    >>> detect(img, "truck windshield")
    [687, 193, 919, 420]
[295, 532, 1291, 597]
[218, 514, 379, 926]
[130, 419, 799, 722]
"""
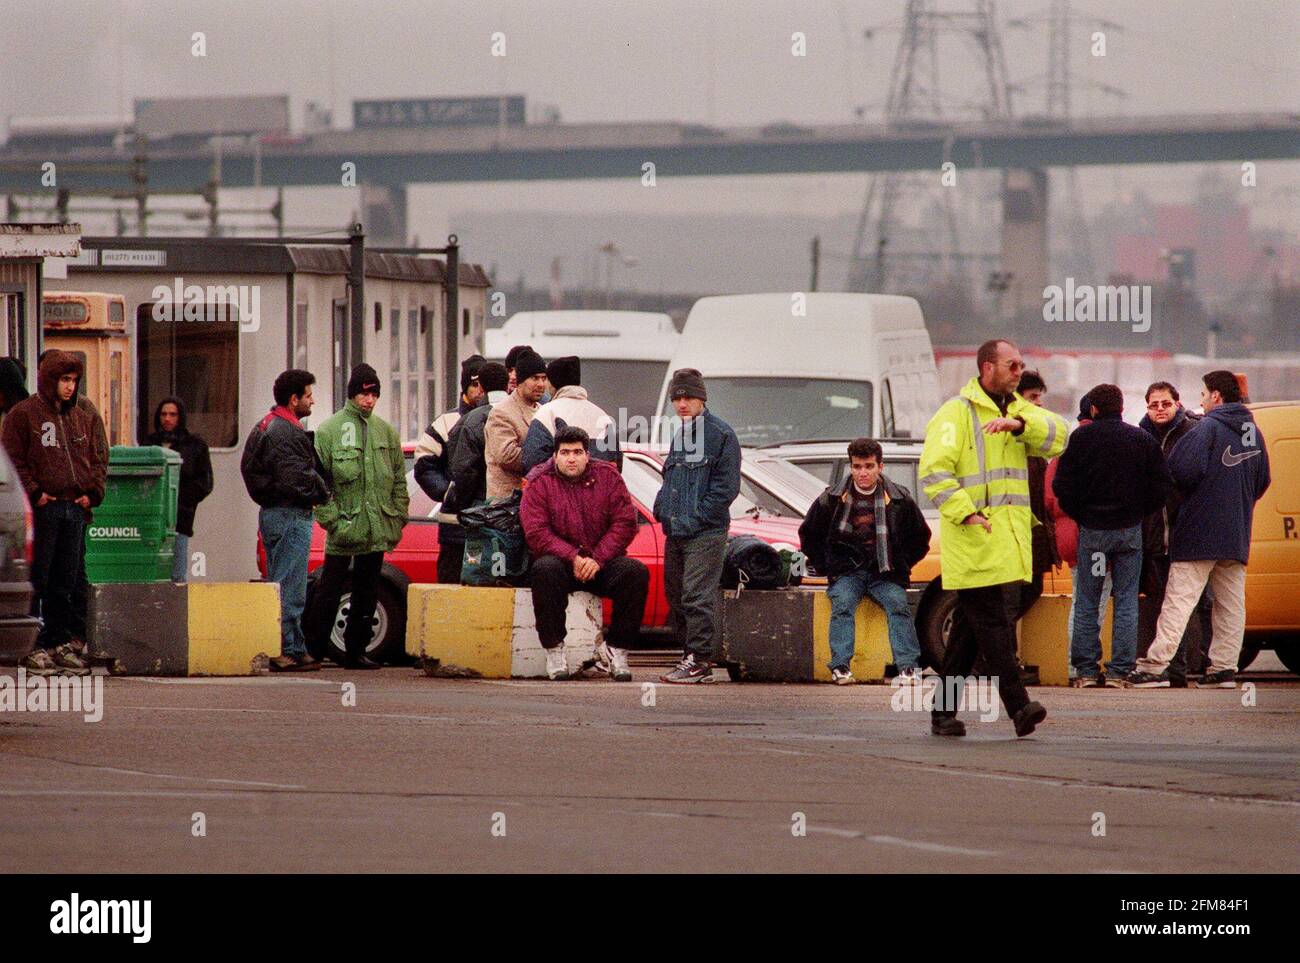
[671, 377, 873, 447]
[576, 359, 671, 427]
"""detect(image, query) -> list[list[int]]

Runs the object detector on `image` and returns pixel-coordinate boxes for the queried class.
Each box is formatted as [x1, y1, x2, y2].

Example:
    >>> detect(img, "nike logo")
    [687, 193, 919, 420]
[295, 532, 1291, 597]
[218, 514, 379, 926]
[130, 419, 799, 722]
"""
[1222, 445, 1262, 467]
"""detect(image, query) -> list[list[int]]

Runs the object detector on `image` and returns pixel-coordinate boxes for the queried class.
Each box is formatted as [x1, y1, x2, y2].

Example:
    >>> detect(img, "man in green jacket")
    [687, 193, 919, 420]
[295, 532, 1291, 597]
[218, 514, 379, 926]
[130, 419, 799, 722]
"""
[309, 364, 409, 669]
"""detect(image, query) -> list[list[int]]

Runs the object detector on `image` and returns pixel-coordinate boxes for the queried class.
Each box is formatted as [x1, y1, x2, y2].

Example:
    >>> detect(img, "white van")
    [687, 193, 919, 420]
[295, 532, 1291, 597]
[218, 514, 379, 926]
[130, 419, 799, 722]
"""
[486, 310, 678, 422]
[655, 293, 941, 446]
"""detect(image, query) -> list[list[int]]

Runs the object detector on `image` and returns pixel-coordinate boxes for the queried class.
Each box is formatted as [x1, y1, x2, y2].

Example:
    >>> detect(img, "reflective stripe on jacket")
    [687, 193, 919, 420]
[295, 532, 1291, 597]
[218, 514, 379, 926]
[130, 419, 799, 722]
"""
[919, 377, 1068, 590]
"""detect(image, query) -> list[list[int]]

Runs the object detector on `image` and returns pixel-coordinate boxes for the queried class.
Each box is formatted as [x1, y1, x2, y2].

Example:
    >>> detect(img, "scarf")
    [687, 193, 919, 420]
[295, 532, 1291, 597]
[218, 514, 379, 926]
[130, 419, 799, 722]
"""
[831, 477, 893, 573]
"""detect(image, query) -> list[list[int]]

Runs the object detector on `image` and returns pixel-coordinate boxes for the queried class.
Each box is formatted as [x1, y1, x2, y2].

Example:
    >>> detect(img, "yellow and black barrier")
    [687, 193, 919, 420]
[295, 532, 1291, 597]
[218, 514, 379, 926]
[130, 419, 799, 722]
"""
[88, 581, 281, 676]
[719, 588, 892, 682]
[406, 584, 603, 678]
[721, 588, 1109, 685]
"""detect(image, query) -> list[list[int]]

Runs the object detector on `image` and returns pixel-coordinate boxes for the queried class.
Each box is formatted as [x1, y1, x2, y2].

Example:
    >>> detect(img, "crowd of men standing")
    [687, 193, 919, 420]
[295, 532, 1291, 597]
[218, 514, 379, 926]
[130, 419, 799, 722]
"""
[1, 331, 1272, 726]
[915, 339, 1271, 737]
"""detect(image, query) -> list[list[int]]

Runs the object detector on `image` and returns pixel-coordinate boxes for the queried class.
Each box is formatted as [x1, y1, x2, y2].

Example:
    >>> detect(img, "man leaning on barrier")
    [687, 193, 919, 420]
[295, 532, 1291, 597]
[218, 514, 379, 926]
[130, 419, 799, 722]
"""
[520, 425, 648, 682]
[919, 339, 1067, 738]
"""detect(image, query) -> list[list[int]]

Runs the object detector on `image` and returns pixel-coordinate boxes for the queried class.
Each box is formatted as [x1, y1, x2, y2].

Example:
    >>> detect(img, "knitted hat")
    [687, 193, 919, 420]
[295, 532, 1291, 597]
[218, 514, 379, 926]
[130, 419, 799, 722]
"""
[460, 354, 487, 393]
[347, 363, 381, 398]
[545, 355, 581, 390]
[477, 362, 509, 394]
[513, 348, 546, 383]
[504, 344, 533, 371]
[668, 367, 707, 401]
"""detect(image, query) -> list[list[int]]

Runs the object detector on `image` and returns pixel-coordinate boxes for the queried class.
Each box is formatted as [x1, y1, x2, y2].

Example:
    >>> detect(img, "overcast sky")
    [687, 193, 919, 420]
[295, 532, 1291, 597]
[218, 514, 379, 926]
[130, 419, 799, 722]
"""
[3, 0, 1297, 244]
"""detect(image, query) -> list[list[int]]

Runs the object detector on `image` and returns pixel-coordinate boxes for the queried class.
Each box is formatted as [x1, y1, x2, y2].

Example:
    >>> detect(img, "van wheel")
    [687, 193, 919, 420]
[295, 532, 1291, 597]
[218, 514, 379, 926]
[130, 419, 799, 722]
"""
[1272, 640, 1300, 675]
[1237, 640, 1262, 672]
[918, 590, 958, 671]
[308, 577, 406, 664]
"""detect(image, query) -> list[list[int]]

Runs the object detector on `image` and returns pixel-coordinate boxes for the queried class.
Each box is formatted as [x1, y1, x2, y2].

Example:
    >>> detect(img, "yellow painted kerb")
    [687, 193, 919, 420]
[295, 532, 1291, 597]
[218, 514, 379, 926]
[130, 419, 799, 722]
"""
[812, 592, 893, 682]
[187, 582, 281, 675]
[408, 584, 515, 678]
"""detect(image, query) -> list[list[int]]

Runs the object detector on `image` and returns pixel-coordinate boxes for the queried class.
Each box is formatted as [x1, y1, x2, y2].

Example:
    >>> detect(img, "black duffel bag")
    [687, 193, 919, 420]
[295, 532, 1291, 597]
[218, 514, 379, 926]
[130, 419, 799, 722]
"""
[720, 534, 785, 590]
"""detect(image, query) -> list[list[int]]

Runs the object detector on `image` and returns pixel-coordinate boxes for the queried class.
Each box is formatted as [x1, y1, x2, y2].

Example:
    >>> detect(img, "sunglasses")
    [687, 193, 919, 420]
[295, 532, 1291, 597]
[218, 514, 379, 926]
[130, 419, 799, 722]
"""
[1146, 401, 1175, 410]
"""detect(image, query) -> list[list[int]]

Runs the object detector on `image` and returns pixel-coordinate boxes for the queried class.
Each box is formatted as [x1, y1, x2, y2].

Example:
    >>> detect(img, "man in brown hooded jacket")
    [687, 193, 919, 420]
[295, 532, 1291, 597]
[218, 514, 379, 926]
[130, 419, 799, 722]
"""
[0, 350, 108, 674]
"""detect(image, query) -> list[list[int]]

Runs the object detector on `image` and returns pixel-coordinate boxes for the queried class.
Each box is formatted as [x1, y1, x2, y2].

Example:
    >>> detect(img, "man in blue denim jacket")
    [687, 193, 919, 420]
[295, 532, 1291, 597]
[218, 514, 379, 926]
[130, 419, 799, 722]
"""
[653, 368, 741, 683]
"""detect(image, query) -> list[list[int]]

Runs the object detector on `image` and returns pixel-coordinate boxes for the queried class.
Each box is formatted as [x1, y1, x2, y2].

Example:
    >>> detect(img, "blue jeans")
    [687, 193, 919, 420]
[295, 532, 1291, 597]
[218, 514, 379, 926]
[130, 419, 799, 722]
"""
[259, 506, 314, 658]
[827, 567, 920, 672]
[1073, 524, 1142, 679]
[172, 532, 189, 583]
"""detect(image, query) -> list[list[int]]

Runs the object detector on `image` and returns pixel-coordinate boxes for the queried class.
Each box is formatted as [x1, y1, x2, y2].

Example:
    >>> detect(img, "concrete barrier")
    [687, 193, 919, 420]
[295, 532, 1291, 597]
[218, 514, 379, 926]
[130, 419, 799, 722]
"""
[1020, 593, 1113, 686]
[88, 581, 280, 675]
[719, 588, 1118, 686]
[719, 588, 894, 683]
[406, 584, 603, 678]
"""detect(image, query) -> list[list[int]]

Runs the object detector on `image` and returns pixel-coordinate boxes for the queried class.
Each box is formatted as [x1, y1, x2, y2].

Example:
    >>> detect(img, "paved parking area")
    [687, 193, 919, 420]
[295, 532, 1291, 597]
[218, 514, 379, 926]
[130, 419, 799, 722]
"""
[1, 665, 1296, 873]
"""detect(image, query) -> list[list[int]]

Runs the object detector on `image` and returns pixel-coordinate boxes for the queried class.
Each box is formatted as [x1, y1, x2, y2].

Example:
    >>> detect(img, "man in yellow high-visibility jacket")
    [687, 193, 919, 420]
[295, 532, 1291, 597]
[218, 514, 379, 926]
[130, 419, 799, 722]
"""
[919, 339, 1068, 738]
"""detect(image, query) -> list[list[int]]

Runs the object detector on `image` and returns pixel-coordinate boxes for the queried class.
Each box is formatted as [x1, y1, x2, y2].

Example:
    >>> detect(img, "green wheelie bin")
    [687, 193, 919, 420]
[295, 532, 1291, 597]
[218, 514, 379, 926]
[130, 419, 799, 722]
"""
[84, 446, 182, 583]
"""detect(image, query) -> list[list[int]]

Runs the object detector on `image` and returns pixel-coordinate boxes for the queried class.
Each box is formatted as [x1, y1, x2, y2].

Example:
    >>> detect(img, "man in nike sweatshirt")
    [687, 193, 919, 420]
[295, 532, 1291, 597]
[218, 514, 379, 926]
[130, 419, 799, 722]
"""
[1127, 371, 1271, 689]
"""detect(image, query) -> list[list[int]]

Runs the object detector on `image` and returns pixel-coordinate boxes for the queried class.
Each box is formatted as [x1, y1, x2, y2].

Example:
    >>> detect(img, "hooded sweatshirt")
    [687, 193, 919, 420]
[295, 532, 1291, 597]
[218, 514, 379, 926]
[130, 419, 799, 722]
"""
[145, 397, 214, 537]
[1165, 402, 1271, 564]
[0, 350, 107, 507]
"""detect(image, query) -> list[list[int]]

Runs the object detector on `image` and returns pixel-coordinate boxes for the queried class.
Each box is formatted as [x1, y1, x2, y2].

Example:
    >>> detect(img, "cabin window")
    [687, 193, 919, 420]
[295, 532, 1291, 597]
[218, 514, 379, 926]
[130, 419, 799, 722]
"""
[136, 302, 239, 448]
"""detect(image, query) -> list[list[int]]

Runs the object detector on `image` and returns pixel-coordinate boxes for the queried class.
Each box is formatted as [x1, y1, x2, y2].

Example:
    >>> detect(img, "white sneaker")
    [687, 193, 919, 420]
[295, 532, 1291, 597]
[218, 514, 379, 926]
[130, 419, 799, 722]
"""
[831, 667, 855, 685]
[605, 644, 632, 682]
[545, 647, 570, 680]
[896, 666, 923, 684]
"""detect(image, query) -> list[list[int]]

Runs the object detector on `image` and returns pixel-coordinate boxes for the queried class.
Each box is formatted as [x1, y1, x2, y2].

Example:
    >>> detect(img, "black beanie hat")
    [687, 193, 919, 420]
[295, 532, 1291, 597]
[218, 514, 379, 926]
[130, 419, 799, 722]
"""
[668, 367, 707, 401]
[1077, 392, 1092, 421]
[546, 355, 581, 390]
[505, 344, 532, 371]
[460, 354, 487, 393]
[477, 361, 509, 394]
[347, 363, 381, 398]
[513, 348, 546, 383]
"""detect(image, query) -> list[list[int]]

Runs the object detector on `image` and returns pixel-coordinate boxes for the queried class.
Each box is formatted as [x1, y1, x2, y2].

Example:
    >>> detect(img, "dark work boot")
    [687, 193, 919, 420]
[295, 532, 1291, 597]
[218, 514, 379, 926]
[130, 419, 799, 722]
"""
[930, 716, 967, 737]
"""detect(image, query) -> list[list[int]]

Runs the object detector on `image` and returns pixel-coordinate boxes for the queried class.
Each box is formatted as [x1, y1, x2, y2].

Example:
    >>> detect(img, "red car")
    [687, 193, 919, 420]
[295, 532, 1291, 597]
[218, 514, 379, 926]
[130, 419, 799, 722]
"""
[259, 446, 804, 662]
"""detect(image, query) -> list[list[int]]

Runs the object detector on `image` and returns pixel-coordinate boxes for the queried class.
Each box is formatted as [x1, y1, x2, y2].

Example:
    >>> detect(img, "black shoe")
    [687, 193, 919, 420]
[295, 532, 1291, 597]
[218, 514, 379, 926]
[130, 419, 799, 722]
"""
[1195, 669, 1237, 688]
[1123, 669, 1170, 688]
[930, 716, 966, 737]
[1013, 701, 1047, 737]
[343, 655, 382, 670]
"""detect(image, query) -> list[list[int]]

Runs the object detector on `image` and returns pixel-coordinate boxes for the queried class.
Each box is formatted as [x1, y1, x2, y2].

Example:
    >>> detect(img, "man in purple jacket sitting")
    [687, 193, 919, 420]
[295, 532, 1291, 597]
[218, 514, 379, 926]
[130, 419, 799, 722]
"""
[521, 425, 649, 682]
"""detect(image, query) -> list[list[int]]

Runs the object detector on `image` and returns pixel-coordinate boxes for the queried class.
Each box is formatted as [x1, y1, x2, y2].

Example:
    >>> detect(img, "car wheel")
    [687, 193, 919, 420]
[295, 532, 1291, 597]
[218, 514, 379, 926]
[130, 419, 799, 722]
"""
[918, 590, 957, 671]
[1271, 639, 1300, 675]
[314, 578, 406, 664]
[1237, 639, 1262, 672]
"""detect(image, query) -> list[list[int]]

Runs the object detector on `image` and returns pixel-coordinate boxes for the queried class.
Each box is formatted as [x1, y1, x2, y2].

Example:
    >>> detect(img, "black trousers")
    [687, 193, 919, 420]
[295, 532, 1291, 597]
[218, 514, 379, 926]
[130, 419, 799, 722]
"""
[436, 538, 463, 584]
[933, 582, 1031, 721]
[529, 554, 649, 650]
[70, 522, 90, 641]
[1015, 570, 1045, 658]
[31, 501, 86, 650]
[310, 551, 384, 659]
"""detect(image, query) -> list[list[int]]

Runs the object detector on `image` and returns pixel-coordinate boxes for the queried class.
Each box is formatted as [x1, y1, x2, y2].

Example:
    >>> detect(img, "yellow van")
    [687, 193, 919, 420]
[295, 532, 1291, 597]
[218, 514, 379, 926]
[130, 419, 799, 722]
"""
[1242, 400, 1300, 671]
